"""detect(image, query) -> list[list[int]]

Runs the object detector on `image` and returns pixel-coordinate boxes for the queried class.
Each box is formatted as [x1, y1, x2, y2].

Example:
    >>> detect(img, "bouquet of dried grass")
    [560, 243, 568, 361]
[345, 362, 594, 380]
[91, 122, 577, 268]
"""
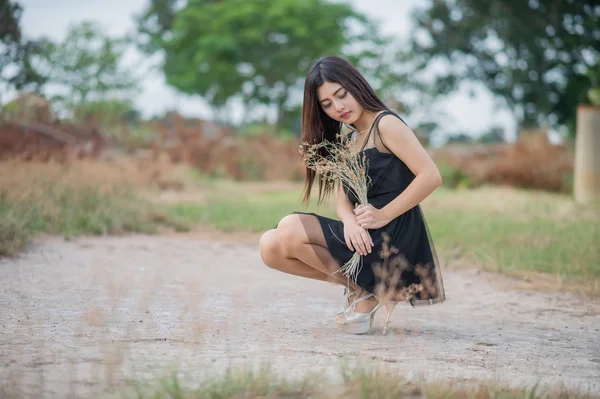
[299, 133, 371, 282]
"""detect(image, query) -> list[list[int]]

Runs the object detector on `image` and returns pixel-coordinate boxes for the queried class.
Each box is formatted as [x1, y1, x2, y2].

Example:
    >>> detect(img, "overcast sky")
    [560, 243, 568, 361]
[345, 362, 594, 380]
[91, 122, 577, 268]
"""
[14, 0, 516, 141]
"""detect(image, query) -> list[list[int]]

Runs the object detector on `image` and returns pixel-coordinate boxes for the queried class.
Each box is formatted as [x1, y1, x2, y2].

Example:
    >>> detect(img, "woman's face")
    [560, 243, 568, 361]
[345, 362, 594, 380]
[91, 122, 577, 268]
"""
[317, 81, 363, 124]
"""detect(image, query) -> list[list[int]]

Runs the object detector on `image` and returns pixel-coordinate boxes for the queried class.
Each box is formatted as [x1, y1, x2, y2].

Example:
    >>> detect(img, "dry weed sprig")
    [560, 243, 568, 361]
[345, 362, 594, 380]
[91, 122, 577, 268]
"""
[299, 133, 372, 282]
[372, 234, 427, 304]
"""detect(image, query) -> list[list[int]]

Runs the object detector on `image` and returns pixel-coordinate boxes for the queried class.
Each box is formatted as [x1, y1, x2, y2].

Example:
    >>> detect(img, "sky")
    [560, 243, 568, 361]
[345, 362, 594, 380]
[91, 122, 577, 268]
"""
[13, 0, 517, 142]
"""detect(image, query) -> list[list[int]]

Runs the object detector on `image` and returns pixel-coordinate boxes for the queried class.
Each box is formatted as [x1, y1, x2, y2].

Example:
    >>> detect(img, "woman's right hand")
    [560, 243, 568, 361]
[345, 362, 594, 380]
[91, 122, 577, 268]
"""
[343, 221, 373, 256]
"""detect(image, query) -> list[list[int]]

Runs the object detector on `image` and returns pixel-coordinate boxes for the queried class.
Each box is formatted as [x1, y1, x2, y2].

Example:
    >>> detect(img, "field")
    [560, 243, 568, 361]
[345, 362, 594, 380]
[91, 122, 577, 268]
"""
[2, 158, 599, 293]
[171, 178, 600, 294]
[1, 158, 599, 398]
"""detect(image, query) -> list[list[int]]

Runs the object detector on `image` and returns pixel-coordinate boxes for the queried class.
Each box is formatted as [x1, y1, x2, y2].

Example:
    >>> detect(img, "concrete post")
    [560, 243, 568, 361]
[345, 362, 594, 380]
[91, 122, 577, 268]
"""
[574, 105, 600, 204]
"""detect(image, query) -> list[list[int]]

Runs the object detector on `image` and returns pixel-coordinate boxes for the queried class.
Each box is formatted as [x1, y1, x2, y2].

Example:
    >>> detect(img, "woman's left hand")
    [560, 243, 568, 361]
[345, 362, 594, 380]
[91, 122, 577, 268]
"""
[354, 204, 390, 230]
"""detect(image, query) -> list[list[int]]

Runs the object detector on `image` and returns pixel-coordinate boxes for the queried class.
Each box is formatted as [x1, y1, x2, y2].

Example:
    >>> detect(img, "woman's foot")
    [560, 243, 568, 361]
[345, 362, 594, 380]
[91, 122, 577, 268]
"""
[337, 290, 379, 325]
[335, 287, 361, 324]
[340, 292, 382, 335]
[340, 293, 399, 335]
[342, 287, 356, 307]
[353, 291, 379, 313]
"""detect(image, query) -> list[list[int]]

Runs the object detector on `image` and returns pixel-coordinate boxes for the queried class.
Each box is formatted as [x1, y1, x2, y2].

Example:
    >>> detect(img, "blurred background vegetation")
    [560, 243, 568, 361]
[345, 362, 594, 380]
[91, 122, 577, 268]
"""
[0, 0, 599, 292]
[2, 0, 599, 138]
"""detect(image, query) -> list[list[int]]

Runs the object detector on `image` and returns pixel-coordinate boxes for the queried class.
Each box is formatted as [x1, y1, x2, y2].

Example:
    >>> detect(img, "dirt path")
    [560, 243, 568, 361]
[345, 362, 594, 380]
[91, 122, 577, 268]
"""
[1, 234, 599, 398]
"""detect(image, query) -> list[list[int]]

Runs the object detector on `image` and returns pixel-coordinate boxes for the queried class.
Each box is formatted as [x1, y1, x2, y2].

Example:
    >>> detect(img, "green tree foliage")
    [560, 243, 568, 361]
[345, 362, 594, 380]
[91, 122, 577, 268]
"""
[36, 21, 139, 113]
[135, 0, 179, 55]
[588, 62, 600, 106]
[136, 0, 394, 129]
[410, 0, 600, 136]
[0, 0, 45, 95]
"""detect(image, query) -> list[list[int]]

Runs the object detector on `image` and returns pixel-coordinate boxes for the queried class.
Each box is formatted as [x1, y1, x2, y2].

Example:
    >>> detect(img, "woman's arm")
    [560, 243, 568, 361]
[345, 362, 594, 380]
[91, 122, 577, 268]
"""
[337, 184, 373, 255]
[336, 183, 356, 225]
[355, 115, 442, 229]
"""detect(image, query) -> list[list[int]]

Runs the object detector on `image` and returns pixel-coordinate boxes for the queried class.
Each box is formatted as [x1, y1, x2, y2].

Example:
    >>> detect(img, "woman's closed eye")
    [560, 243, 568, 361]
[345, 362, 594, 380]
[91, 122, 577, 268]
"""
[322, 92, 348, 109]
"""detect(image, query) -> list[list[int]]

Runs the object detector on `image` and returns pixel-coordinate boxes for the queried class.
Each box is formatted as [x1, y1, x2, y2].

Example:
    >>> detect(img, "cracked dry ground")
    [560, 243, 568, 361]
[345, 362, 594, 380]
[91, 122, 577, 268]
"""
[1, 234, 599, 398]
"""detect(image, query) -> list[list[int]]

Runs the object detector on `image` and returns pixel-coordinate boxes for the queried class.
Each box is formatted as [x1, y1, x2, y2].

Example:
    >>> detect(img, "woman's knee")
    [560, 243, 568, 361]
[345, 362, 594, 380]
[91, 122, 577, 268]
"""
[275, 215, 305, 254]
[259, 229, 282, 267]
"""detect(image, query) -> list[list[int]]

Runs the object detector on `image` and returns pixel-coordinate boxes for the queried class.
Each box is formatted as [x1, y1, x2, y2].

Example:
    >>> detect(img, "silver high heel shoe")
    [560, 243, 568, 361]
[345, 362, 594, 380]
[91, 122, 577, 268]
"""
[341, 296, 398, 335]
[335, 288, 361, 325]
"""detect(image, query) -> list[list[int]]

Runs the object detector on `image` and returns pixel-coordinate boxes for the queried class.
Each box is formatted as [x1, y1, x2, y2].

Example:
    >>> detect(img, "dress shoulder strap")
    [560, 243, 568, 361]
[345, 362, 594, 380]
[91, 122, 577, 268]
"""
[365, 110, 407, 153]
[360, 111, 390, 151]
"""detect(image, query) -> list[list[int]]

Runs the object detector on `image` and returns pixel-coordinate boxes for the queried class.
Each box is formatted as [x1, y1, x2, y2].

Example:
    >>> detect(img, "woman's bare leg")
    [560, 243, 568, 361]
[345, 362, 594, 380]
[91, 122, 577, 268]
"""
[259, 229, 344, 285]
[273, 214, 362, 292]
[276, 214, 379, 313]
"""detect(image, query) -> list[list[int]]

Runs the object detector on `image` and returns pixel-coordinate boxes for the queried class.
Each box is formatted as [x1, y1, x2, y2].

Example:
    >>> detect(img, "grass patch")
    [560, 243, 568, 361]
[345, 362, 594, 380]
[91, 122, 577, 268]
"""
[4, 158, 598, 293]
[133, 366, 320, 399]
[0, 188, 157, 256]
[168, 189, 335, 232]
[424, 187, 600, 289]
[0, 159, 186, 257]
[166, 181, 600, 292]
[340, 364, 595, 399]
[129, 364, 596, 399]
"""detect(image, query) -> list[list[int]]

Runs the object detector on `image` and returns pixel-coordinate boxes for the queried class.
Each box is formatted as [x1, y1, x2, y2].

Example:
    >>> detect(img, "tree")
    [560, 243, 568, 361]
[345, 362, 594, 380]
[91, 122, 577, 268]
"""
[136, 0, 394, 129]
[588, 61, 600, 106]
[0, 0, 45, 98]
[35, 21, 139, 116]
[135, 0, 180, 55]
[410, 0, 600, 136]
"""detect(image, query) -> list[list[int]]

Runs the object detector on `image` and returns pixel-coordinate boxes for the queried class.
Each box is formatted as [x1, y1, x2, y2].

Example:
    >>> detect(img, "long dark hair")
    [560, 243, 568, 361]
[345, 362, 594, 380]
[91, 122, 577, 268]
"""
[301, 55, 389, 204]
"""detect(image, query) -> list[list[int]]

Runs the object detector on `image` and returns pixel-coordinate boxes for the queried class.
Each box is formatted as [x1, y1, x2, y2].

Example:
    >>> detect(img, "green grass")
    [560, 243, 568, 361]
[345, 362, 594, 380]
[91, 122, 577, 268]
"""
[423, 187, 599, 285]
[168, 190, 335, 232]
[427, 206, 598, 277]
[132, 366, 320, 399]
[0, 188, 175, 257]
[129, 364, 596, 399]
[165, 182, 600, 292]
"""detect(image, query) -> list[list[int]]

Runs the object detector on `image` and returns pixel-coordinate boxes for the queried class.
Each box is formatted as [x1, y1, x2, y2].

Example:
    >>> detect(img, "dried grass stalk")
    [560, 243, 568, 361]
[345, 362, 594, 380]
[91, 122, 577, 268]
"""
[299, 133, 371, 282]
[372, 233, 426, 303]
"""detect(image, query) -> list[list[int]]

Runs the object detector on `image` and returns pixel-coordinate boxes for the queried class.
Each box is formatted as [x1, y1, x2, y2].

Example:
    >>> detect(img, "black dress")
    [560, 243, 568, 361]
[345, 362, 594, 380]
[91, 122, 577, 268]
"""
[295, 111, 445, 306]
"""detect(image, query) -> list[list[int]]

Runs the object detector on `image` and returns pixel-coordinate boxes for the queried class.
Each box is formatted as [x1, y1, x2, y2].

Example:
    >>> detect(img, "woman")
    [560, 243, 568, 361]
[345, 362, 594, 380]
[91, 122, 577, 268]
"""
[259, 56, 445, 335]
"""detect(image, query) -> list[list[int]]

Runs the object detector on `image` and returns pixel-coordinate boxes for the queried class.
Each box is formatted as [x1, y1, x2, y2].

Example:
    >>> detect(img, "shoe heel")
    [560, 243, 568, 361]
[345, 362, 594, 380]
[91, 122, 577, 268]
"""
[382, 301, 398, 335]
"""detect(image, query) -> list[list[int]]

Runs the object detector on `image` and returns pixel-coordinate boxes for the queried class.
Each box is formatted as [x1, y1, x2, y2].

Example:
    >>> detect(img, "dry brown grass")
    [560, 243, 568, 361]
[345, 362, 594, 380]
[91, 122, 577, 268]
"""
[433, 130, 574, 193]
[1, 112, 576, 192]
[166, 134, 304, 181]
[0, 156, 189, 256]
[148, 115, 304, 181]
[0, 153, 191, 200]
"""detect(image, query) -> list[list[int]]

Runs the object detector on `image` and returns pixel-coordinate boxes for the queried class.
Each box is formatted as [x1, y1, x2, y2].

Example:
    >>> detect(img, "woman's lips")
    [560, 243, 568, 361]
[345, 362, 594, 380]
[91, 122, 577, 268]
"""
[341, 111, 351, 119]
